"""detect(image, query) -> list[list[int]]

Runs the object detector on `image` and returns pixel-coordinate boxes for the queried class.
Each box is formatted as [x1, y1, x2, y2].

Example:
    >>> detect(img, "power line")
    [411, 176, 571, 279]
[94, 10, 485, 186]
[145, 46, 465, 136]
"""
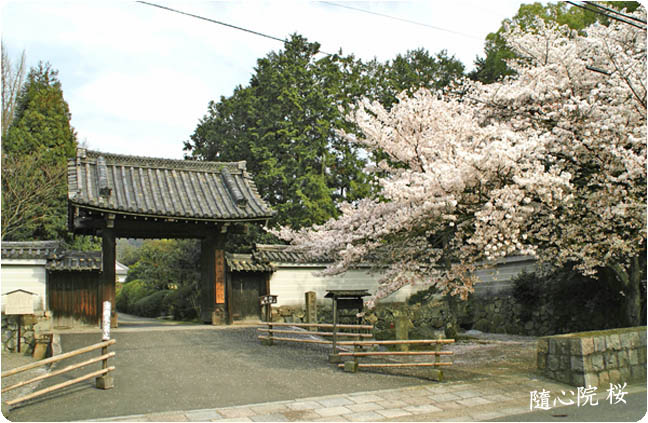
[566, 1, 646, 30]
[136, 1, 335, 56]
[584, 1, 647, 24]
[319, 1, 480, 40]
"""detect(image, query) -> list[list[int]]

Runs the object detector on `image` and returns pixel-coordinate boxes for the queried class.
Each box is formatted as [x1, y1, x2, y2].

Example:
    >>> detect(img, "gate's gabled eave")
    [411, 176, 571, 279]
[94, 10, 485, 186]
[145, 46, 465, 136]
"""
[68, 148, 274, 233]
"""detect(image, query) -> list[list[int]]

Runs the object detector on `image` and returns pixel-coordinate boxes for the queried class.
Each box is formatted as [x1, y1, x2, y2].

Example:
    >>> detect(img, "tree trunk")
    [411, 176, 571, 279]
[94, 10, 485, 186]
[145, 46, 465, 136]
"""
[612, 257, 646, 327]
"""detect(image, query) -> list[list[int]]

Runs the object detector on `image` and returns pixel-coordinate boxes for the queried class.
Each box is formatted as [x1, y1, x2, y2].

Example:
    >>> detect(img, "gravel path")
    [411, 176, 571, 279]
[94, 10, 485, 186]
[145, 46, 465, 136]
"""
[2, 317, 540, 422]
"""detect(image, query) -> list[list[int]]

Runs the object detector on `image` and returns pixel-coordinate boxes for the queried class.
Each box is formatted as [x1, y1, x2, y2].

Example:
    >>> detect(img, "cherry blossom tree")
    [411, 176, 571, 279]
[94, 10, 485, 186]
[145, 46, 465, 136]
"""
[274, 8, 646, 324]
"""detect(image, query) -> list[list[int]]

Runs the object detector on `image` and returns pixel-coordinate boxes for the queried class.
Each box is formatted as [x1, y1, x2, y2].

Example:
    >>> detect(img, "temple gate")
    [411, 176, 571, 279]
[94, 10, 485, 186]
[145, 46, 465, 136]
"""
[67, 148, 274, 326]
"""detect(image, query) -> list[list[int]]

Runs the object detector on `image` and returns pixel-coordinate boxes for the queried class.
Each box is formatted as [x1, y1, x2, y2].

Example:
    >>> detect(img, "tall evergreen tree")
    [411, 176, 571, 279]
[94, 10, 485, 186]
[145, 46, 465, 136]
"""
[185, 35, 467, 239]
[185, 35, 372, 232]
[2, 62, 77, 241]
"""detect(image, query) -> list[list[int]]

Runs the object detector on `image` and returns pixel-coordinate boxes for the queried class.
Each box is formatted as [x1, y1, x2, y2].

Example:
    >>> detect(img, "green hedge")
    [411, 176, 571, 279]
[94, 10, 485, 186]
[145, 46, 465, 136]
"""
[116, 279, 154, 313]
[116, 280, 199, 320]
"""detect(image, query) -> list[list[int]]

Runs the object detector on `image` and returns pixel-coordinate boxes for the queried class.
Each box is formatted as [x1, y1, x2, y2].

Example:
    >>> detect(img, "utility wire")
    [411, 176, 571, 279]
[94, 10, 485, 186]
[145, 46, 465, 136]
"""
[584, 1, 647, 24]
[566, 1, 646, 30]
[136, 1, 335, 56]
[319, 1, 480, 40]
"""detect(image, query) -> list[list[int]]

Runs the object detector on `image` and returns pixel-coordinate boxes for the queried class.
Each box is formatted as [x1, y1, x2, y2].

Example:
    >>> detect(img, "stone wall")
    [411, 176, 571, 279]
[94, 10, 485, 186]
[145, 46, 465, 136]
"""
[537, 327, 647, 387]
[456, 292, 554, 336]
[1, 312, 52, 355]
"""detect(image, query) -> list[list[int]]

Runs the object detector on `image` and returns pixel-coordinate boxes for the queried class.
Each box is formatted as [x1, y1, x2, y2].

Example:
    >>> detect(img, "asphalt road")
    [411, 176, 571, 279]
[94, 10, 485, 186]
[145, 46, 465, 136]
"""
[6, 316, 435, 422]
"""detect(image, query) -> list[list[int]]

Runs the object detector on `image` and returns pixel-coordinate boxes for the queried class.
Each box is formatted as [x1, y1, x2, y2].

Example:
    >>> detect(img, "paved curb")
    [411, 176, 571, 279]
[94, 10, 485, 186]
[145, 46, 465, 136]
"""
[84, 374, 648, 422]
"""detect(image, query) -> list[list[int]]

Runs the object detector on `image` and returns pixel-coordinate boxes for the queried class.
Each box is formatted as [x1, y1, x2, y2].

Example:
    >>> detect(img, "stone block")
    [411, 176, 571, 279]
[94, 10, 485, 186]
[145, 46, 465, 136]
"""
[608, 334, 622, 351]
[621, 332, 636, 349]
[583, 372, 599, 387]
[537, 338, 549, 354]
[630, 365, 645, 381]
[591, 354, 605, 371]
[560, 354, 570, 370]
[569, 338, 581, 355]
[537, 353, 547, 370]
[619, 366, 632, 382]
[609, 369, 622, 384]
[581, 337, 595, 355]
[594, 336, 607, 353]
[344, 360, 359, 373]
[629, 349, 639, 366]
[548, 355, 561, 371]
[617, 350, 630, 368]
[639, 330, 647, 347]
[96, 374, 114, 389]
[32, 341, 49, 360]
[639, 347, 647, 364]
[570, 355, 584, 372]
[604, 351, 618, 369]
[598, 370, 610, 387]
[571, 372, 585, 387]
[549, 338, 561, 355]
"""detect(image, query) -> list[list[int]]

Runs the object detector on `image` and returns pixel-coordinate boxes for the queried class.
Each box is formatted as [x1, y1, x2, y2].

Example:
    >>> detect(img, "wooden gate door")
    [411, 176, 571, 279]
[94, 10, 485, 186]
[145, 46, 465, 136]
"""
[230, 274, 264, 320]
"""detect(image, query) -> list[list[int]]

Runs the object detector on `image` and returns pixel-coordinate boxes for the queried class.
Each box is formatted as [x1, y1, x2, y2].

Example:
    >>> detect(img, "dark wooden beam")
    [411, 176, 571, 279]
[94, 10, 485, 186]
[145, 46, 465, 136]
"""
[71, 210, 248, 239]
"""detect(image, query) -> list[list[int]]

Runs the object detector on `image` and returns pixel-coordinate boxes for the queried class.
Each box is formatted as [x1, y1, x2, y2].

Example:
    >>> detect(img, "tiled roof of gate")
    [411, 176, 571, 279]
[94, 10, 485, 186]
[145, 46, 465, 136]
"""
[68, 149, 274, 221]
[225, 253, 273, 272]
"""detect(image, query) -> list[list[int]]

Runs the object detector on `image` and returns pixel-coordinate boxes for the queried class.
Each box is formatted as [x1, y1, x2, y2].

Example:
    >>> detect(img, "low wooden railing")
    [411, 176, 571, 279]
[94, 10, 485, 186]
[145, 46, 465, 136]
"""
[336, 339, 454, 380]
[257, 322, 374, 346]
[1, 339, 116, 408]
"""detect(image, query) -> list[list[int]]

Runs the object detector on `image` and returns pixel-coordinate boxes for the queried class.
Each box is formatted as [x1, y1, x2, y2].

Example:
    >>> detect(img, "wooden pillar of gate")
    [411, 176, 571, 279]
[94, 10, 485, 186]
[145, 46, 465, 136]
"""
[200, 233, 226, 324]
[101, 215, 118, 328]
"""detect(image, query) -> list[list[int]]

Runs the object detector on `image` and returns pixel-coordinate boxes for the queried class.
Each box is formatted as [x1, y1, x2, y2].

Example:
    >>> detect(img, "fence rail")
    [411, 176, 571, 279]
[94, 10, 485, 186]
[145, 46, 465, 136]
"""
[257, 322, 373, 348]
[339, 338, 455, 380]
[1, 339, 116, 408]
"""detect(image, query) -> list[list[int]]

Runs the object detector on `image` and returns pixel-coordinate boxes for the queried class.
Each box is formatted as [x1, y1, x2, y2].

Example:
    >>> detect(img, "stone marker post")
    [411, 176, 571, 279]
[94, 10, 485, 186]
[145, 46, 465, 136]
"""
[395, 314, 409, 352]
[305, 291, 317, 324]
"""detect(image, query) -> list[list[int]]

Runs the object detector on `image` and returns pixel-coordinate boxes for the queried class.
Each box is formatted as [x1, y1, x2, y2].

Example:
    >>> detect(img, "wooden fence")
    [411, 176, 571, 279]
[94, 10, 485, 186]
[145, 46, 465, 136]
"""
[257, 322, 373, 347]
[336, 339, 454, 380]
[259, 322, 454, 379]
[1, 339, 116, 408]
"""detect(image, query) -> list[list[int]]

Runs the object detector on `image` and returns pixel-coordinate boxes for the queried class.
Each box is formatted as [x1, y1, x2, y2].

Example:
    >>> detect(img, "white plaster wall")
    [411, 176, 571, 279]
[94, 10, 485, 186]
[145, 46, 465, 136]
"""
[269, 256, 537, 307]
[1, 260, 47, 313]
[269, 266, 426, 306]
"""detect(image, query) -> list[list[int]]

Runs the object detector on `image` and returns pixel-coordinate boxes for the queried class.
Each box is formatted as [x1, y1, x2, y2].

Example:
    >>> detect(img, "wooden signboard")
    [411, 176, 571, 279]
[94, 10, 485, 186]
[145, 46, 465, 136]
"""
[4, 289, 36, 315]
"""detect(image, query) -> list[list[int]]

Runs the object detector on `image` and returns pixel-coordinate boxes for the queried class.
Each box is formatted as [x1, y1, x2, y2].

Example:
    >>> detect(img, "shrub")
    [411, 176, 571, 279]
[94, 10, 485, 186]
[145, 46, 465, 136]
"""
[131, 290, 172, 317]
[165, 285, 199, 320]
[116, 279, 154, 314]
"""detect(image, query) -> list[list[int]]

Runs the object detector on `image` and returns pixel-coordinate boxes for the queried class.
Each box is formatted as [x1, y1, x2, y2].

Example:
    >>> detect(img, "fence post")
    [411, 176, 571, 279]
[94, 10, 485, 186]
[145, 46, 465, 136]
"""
[96, 301, 114, 389]
[328, 299, 341, 363]
[432, 334, 444, 382]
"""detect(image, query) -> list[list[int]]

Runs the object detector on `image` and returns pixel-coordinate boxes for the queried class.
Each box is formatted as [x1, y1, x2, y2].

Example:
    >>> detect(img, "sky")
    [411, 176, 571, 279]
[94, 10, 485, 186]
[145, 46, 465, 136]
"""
[1, 0, 525, 160]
